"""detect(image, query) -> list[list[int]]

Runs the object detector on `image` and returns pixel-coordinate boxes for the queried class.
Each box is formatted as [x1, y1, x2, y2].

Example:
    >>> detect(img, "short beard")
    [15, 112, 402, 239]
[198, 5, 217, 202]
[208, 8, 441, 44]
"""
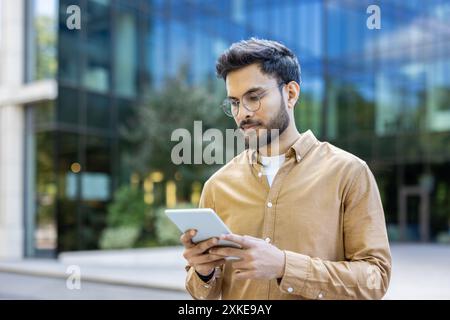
[244, 99, 290, 150]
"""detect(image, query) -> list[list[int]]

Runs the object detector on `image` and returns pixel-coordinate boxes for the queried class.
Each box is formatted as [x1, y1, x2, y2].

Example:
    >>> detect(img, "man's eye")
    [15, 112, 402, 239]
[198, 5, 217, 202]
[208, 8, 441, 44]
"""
[231, 100, 239, 106]
[247, 95, 259, 101]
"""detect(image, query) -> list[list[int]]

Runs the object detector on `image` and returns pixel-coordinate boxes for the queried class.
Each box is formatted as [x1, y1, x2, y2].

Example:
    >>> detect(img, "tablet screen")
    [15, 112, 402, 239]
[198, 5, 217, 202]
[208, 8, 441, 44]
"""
[165, 208, 241, 248]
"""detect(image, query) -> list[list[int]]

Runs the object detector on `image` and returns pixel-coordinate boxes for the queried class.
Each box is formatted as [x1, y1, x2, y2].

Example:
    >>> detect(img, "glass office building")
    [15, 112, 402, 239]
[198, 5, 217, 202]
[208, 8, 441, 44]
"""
[20, 0, 450, 256]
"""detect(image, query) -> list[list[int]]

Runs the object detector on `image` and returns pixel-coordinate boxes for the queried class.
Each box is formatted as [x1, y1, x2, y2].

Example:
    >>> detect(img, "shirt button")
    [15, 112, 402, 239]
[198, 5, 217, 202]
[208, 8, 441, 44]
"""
[203, 284, 210, 288]
[318, 293, 324, 299]
[287, 287, 294, 293]
[267, 202, 273, 208]
[265, 237, 271, 243]
[258, 172, 262, 177]
[296, 155, 301, 161]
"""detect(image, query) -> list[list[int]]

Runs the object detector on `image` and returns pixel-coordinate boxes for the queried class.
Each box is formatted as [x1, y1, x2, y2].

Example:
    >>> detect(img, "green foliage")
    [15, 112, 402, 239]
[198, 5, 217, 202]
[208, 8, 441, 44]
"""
[100, 186, 197, 248]
[35, 16, 57, 80]
[154, 203, 195, 246]
[100, 185, 155, 249]
[105, 185, 152, 228]
[120, 74, 233, 188]
[99, 226, 141, 249]
[436, 232, 450, 244]
[100, 74, 235, 249]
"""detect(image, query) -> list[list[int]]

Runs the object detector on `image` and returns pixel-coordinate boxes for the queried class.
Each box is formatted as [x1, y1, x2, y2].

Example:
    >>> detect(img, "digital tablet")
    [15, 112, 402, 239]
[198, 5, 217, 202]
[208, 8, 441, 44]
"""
[165, 208, 242, 249]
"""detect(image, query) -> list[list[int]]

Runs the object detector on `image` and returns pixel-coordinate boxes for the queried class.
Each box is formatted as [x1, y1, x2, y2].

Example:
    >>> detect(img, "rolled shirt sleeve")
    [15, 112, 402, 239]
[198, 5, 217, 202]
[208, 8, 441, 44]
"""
[277, 162, 392, 299]
[185, 265, 223, 300]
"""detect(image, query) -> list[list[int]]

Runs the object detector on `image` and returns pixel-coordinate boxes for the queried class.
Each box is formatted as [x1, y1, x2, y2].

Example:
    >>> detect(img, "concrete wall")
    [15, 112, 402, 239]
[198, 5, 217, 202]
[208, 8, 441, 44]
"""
[0, 0, 25, 259]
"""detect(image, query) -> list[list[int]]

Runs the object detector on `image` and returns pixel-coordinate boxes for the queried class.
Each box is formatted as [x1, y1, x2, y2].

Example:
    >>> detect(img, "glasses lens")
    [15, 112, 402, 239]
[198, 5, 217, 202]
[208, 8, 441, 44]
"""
[243, 92, 261, 112]
[222, 100, 236, 117]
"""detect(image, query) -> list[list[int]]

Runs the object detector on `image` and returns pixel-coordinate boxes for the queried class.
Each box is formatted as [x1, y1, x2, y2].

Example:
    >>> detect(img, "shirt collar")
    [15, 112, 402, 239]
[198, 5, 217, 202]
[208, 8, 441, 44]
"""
[247, 130, 319, 166]
[288, 129, 319, 163]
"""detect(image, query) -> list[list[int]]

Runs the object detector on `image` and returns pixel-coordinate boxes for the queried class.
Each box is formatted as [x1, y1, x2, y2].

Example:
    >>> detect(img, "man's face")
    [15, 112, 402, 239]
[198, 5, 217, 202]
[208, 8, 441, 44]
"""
[225, 63, 290, 148]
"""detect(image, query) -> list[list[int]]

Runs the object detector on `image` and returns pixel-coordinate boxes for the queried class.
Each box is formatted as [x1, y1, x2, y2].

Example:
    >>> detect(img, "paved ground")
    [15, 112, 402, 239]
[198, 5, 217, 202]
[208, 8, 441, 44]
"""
[0, 272, 191, 300]
[384, 244, 450, 299]
[0, 244, 449, 299]
[0, 247, 188, 292]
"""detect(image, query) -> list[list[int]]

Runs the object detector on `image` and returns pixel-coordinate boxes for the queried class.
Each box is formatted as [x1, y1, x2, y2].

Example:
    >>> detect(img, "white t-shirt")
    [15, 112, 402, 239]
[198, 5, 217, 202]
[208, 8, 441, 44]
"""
[260, 154, 286, 187]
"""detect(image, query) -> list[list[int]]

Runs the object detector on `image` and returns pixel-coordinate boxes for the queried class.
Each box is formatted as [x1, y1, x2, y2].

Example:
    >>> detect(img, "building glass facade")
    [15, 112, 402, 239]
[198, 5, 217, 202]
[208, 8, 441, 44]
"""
[24, 0, 450, 256]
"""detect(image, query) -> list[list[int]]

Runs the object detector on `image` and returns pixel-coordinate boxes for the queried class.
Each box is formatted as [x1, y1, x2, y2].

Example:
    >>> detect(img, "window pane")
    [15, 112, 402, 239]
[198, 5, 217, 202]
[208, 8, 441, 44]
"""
[34, 131, 57, 252]
[117, 98, 135, 127]
[81, 135, 111, 249]
[30, 0, 58, 81]
[56, 132, 80, 252]
[114, 10, 137, 98]
[33, 100, 55, 127]
[82, 0, 111, 93]
[86, 92, 110, 129]
[58, 0, 79, 84]
[57, 86, 79, 125]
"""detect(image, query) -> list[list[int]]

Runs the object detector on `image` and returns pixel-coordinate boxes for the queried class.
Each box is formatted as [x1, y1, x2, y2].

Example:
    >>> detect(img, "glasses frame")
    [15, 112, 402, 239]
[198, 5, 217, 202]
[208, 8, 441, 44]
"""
[221, 82, 286, 117]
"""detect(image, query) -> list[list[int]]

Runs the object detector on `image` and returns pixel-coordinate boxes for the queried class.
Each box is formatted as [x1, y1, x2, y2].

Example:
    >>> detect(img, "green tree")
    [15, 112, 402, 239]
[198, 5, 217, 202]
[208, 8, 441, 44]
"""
[121, 73, 233, 202]
[35, 16, 57, 79]
[103, 73, 236, 248]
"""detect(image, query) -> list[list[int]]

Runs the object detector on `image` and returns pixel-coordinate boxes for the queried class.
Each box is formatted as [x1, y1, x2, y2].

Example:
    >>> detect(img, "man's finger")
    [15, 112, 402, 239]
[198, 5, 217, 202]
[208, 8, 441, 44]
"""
[180, 229, 196, 248]
[210, 247, 244, 258]
[193, 237, 219, 255]
[219, 234, 256, 249]
[190, 254, 225, 265]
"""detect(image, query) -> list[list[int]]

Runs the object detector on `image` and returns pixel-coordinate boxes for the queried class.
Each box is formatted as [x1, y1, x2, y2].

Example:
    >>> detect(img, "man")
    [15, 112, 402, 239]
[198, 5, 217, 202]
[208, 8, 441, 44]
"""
[180, 38, 391, 300]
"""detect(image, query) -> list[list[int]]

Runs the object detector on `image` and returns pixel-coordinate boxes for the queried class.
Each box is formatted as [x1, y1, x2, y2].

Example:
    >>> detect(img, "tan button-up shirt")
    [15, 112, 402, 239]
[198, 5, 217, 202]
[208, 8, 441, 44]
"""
[185, 130, 391, 300]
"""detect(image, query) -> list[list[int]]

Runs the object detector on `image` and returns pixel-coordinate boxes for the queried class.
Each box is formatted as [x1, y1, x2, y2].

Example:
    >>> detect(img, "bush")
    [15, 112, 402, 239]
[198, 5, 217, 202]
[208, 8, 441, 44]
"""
[99, 185, 154, 249]
[99, 226, 141, 249]
[100, 185, 199, 249]
[155, 203, 195, 246]
[105, 185, 152, 228]
[436, 231, 450, 244]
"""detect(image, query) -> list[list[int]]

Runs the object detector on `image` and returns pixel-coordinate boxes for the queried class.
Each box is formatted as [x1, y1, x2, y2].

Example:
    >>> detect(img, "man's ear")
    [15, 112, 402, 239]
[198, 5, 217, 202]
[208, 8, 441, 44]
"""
[286, 81, 300, 109]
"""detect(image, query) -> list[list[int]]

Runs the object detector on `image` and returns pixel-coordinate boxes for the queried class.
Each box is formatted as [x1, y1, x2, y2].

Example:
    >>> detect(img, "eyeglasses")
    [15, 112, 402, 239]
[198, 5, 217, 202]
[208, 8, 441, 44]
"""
[221, 83, 286, 117]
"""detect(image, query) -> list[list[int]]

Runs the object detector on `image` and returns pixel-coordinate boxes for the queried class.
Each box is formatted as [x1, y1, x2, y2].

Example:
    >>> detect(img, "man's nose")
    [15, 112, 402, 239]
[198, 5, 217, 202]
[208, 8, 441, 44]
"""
[238, 103, 255, 119]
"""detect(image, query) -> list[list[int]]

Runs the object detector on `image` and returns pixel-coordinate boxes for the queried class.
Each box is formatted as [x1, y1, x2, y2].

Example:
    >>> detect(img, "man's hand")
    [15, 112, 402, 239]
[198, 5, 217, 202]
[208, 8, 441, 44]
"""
[209, 234, 286, 281]
[180, 229, 226, 277]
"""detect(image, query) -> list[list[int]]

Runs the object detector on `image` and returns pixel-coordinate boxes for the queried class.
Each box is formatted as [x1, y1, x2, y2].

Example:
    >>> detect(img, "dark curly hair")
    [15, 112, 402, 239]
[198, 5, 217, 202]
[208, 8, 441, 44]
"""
[216, 38, 301, 85]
